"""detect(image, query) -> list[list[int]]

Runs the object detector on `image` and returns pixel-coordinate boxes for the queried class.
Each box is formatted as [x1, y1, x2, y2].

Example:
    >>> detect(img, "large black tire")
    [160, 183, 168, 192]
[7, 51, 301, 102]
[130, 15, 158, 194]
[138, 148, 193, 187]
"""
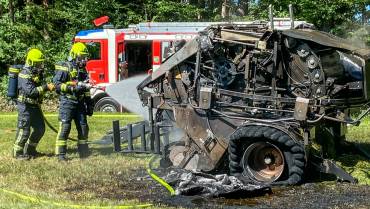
[228, 125, 306, 185]
[94, 97, 122, 113]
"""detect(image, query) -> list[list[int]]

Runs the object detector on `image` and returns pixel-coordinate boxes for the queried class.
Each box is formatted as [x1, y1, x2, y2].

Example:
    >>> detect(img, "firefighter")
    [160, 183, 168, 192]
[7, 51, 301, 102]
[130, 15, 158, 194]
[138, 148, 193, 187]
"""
[53, 42, 94, 161]
[119, 61, 128, 80]
[13, 48, 55, 159]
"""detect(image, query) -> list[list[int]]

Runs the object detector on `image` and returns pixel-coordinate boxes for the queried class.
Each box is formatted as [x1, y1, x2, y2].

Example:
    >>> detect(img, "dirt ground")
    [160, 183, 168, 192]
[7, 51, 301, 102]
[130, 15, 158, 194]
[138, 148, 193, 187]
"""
[81, 167, 369, 209]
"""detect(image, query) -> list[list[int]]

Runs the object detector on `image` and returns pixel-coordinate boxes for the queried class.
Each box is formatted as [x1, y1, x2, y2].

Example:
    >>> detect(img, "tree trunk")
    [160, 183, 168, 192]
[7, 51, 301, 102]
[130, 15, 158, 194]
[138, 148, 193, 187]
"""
[221, 0, 230, 19]
[43, 0, 50, 40]
[361, 3, 366, 25]
[0, 3, 3, 17]
[43, 0, 49, 8]
[240, 0, 248, 15]
[26, 0, 32, 21]
[9, 0, 15, 23]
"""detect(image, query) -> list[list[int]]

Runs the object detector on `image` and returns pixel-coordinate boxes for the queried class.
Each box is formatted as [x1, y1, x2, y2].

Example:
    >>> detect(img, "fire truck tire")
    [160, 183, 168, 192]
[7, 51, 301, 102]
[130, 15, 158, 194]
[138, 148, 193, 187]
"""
[228, 125, 305, 185]
[94, 97, 122, 113]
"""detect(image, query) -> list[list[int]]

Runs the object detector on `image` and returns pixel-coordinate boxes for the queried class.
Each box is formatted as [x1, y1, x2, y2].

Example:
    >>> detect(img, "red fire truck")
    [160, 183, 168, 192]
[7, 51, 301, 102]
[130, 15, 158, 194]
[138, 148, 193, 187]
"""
[74, 19, 308, 112]
[74, 22, 212, 112]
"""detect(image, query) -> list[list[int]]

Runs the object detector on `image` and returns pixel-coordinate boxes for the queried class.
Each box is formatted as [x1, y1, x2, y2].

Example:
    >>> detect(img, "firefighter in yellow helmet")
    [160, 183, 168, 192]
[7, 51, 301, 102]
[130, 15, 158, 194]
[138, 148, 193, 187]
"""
[13, 48, 55, 160]
[53, 42, 93, 161]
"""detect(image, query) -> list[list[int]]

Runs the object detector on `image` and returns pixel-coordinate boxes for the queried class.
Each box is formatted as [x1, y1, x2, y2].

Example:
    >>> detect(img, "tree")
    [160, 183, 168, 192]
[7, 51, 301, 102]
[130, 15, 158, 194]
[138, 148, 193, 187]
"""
[152, 0, 201, 21]
[0, 0, 368, 75]
[8, 0, 14, 23]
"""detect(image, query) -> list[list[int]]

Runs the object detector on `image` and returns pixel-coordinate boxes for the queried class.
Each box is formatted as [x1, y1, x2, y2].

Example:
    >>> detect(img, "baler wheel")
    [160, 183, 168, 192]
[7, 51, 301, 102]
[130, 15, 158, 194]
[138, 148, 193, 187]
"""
[228, 125, 305, 185]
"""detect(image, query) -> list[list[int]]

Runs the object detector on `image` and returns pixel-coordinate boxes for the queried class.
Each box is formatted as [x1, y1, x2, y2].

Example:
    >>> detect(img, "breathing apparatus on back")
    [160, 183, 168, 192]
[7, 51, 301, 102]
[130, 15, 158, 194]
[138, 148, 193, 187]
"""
[7, 48, 45, 99]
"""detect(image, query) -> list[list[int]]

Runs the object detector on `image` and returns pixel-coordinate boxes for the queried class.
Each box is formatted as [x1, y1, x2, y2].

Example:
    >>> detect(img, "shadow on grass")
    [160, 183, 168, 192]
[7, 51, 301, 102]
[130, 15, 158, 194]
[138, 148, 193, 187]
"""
[66, 144, 153, 160]
[305, 141, 370, 184]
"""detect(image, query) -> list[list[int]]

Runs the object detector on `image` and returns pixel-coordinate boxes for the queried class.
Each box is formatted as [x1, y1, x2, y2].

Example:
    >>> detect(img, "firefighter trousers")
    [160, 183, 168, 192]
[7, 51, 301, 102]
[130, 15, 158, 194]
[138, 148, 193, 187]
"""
[55, 104, 89, 158]
[13, 103, 45, 157]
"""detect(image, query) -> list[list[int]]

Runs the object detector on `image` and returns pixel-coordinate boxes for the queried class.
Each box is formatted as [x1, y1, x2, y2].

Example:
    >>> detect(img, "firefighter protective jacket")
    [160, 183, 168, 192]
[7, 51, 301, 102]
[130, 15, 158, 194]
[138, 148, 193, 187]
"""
[17, 66, 47, 105]
[53, 61, 93, 110]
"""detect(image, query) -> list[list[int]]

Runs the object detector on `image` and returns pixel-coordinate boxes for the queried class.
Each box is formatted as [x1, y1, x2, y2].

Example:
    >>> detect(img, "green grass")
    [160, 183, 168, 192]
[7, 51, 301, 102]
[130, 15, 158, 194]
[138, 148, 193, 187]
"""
[0, 113, 369, 208]
[338, 117, 370, 185]
[0, 113, 174, 209]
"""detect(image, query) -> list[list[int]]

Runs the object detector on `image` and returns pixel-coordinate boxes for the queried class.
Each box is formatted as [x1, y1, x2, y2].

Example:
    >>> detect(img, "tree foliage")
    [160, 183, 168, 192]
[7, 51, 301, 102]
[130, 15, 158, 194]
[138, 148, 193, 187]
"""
[0, 0, 368, 74]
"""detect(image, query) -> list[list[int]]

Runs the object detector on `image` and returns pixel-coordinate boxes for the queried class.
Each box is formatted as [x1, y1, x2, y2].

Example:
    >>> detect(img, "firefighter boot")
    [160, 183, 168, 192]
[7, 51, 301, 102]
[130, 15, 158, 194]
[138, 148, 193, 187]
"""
[14, 147, 30, 160]
[13, 145, 24, 159]
[24, 142, 41, 158]
[13, 127, 30, 159]
[15, 154, 31, 160]
[57, 154, 68, 161]
[14, 145, 30, 160]
[77, 143, 89, 159]
[56, 122, 71, 162]
[56, 141, 68, 162]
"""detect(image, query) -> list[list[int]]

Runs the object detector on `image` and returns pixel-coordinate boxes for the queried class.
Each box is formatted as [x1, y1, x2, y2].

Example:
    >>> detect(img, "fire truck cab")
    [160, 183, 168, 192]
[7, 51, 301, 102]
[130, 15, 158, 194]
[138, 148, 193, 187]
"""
[74, 22, 213, 112]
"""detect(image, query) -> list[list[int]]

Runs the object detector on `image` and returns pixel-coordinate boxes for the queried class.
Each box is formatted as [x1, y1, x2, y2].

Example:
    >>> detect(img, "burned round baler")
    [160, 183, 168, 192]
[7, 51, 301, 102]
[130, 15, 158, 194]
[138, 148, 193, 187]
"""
[137, 22, 370, 185]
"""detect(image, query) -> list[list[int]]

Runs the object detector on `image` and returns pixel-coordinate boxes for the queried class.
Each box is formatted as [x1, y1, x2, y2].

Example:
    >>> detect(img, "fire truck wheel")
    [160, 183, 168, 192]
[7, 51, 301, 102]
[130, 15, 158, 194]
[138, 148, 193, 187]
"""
[228, 125, 305, 185]
[94, 97, 122, 113]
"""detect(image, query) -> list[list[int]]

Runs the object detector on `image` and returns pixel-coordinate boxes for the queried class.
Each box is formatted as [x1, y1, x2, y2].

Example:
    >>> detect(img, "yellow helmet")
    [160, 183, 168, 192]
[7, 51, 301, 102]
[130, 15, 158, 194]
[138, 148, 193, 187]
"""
[26, 48, 44, 66]
[69, 42, 89, 59]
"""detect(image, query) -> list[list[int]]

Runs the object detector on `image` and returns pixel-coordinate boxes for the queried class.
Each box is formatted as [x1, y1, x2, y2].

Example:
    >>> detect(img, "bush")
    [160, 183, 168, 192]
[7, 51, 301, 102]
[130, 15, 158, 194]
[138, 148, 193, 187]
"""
[0, 74, 58, 112]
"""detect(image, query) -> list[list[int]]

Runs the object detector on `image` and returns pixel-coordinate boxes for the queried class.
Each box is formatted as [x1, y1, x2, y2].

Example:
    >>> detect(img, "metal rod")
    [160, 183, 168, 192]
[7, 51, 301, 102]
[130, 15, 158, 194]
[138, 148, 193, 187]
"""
[162, 131, 169, 159]
[127, 123, 133, 151]
[273, 17, 290, 21]
[269, 4, 274, 30]
[164, 132, 169, 147]
[289, 4, 294, 29]
[220, 29, 264, 37]
[214, 38, 256, 47]
[154, 125, 161, 154]
[193, 50, 202, 101]
[112, 120, 121, 152]
[271, 41, 278, 109]
[141, 122, 146, 151]
[216, 101, 294, 113]
[211, 108, 294, 123]
[148, 97, 155, 152]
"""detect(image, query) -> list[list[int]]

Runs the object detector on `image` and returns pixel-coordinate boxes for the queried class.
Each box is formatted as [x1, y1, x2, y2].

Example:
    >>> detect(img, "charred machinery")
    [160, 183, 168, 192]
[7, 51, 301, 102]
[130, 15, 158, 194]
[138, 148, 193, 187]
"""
[137, 20, 370, 185]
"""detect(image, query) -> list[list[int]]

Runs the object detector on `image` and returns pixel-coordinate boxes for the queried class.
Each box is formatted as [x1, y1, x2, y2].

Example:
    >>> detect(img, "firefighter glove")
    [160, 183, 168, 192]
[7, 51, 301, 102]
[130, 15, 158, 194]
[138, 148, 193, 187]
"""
[47, 83, 55, 91]
[77, 82, 92, 90]
[74, 85, 86, 94]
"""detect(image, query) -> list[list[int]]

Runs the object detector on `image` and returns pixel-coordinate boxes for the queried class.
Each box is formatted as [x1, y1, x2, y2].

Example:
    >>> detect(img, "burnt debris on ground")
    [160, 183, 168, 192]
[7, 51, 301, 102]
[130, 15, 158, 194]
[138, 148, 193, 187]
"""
[163, 168, 272, 198]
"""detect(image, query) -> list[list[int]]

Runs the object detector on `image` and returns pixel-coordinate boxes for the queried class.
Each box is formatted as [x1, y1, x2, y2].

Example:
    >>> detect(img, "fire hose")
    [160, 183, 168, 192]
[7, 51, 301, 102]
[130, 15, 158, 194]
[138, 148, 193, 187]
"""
[146, 155, 176, 196]
[40, 81, 101, 143]
[42, 107, 176, 194]
[40, 105, 79, 142]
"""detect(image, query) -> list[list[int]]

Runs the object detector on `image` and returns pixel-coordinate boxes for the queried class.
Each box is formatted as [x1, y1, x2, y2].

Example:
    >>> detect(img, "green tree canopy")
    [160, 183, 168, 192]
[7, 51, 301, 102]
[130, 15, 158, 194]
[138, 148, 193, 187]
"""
[0, 0, 368, 74]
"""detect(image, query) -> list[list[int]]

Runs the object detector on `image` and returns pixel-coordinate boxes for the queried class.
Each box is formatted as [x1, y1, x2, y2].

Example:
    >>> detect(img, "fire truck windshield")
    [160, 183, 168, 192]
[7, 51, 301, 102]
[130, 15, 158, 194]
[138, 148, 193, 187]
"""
[86, 42, 101, 60]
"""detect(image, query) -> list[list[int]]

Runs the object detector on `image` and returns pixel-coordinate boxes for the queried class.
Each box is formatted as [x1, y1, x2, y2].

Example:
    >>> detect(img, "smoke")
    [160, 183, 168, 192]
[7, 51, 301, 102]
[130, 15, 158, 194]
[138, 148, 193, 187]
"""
[106, 74, 149, 120]
[335, 22, 370, 48]
[106, 74, 187, 143]
[347, 26, 370, 48]
[162, 110, 186, 143]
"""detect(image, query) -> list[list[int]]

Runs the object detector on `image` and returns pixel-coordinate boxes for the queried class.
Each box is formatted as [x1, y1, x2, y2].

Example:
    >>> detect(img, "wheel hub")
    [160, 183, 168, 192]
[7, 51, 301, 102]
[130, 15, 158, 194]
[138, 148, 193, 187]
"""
[242, 142, 285, 183]
[100, 104, 117, 112]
